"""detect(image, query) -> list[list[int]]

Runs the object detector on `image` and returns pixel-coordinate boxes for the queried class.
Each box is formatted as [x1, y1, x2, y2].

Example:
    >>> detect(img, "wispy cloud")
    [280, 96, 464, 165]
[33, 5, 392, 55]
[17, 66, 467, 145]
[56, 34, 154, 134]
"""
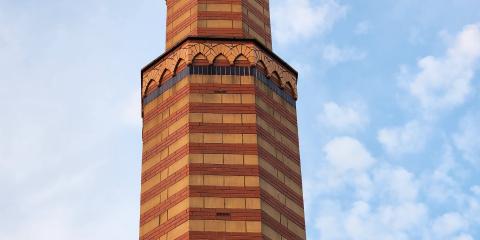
[377, 120, 429, 155]
[453, 112, 480, 166]
[322, 44, 366, 64]
[354, 21, 371, 35]
[432, 212, 470, 239]
[317, 101, 369, 133]
[271, 0, 348, 44]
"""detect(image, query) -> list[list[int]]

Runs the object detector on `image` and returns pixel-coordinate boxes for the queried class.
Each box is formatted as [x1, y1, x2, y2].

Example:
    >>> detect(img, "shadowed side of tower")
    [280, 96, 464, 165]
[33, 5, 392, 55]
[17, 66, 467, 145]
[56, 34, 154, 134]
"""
[139, 1, 305, 239]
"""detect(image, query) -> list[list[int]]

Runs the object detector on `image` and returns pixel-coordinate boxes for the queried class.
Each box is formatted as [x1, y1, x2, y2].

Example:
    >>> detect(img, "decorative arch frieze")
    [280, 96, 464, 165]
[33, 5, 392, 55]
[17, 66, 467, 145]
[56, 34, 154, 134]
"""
[270, 71, 283, 88]
[192, 53, 209, 65]
[256, 60, 268, 75]
[234, 54, 250, 66]
[285, 81, 297, 99]
[173, 58, 187, 74]
[213, 53, 230, 66]
[144, 79, 158, 96]
[285, 74, 298, 98]
[142, 41, 298, 99]
[159, 69, 172, 84]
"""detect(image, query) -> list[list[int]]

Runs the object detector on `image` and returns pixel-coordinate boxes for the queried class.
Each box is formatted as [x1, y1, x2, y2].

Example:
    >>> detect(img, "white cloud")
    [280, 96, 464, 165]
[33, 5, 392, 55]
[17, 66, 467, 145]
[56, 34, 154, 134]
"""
[312, 165, 429, 240]
[377, 120, 429, 155]
[303, 137, 376, 203]
[318, 138, 423, 203]
[318, 101, 369, 132]
[322, 44, 366, 64]
[424, 145, 463, 203]
[377, 202, 427, 232]
[471, 186, 480, 195]
[432, 212, 469, 239]
[315, 200, 428, 240]
[453, 112, 480, 165]
[454, 234, 474, 240]
[311, 138, 476, 239]
[323, 137, 375, 173]
[305, 21, 480, 240]
[354, 21, 371, 35]
[373, 166, 420, 202]
[406, 23, 480, 111]
[271, 0, 347, 44]
[334, 167, 426, 237]
[314, 200, 346, 239]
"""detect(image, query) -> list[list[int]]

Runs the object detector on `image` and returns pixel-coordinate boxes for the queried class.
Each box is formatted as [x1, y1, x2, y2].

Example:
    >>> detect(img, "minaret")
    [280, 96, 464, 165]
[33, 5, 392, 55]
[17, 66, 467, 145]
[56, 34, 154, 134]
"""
[139, 1, 305, 239]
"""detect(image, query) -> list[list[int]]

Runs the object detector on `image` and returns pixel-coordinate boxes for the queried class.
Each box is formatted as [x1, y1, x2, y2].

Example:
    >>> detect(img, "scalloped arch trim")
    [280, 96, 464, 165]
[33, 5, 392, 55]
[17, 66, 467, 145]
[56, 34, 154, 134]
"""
[142, 42, 298, 98]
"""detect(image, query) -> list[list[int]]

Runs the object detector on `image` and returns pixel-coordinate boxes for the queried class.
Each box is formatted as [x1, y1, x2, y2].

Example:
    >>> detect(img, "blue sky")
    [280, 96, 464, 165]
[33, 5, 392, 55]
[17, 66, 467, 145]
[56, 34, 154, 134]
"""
[1, 0, 480, 239]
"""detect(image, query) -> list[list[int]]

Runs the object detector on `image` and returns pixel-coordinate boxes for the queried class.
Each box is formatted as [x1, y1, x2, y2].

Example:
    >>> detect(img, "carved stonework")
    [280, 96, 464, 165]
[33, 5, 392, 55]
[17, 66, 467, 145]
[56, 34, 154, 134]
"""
[142, 40, 298, 99]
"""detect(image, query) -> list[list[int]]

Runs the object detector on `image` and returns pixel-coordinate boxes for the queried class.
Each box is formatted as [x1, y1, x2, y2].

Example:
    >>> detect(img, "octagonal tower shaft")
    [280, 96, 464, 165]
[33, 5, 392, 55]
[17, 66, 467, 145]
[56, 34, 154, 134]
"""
[139, 1, 305, 240]
[165, 0, 272, 50]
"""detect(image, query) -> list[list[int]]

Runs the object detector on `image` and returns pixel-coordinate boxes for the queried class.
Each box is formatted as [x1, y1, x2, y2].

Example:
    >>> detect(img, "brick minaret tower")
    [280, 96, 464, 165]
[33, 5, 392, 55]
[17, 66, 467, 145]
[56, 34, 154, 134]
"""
[139, 1, 305, 239]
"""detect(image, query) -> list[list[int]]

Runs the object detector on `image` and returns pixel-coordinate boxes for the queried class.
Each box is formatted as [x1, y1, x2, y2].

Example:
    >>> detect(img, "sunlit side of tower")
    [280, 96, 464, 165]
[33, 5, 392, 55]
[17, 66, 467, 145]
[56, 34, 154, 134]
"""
[139, 0, 305, 239]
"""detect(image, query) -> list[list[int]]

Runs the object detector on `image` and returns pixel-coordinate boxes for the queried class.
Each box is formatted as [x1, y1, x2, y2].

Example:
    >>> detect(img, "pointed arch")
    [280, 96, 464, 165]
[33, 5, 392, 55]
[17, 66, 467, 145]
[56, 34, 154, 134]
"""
[213, 54, 230, 66]
[234, 54, 250, 66]
[192, 53, 209, 66]
[285, 81, 297, 98]
[256, 60, 268, 75]
[144, 79, 158, 96]
[211, 44, 232, 63]
[173, 58, 187, 74]
[285, 81, 298, 99]
[270, 71, 283, 88]
[159, 69, 173, 84]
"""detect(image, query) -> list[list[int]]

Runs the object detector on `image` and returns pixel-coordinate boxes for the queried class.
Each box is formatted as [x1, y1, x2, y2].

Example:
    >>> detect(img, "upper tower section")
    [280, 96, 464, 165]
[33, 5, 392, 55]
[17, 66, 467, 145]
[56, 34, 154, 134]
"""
[165, 0, 272, 50]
